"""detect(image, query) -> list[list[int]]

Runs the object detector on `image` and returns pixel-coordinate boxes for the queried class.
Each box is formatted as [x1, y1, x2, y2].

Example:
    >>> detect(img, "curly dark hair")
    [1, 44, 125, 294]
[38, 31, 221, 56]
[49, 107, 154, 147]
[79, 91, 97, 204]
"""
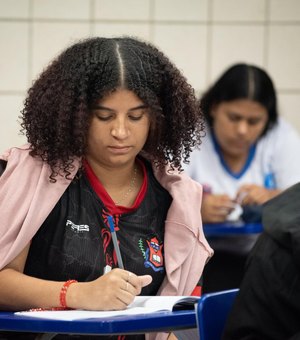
[21, 36, 204, 180]
[201, 63, 278, 137]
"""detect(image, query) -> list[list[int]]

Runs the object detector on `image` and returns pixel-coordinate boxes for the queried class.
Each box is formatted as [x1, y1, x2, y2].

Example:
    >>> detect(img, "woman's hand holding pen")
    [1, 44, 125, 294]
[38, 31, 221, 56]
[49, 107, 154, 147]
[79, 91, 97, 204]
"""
[201, 194, 235, 223]
[63, 217, 153, 311]
[67, 269, 152, 311]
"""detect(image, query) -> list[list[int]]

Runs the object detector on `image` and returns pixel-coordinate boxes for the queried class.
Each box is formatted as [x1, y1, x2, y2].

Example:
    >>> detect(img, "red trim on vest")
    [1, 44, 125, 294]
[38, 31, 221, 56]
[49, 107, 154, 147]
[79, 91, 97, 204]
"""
[83, 159, 148, 215]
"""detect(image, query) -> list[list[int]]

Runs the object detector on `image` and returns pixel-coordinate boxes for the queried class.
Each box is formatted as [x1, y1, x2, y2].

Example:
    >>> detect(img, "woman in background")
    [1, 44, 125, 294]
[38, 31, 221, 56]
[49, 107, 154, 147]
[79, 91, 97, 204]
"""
[185, 63, 300, 224]
[184, 63, 300, 293]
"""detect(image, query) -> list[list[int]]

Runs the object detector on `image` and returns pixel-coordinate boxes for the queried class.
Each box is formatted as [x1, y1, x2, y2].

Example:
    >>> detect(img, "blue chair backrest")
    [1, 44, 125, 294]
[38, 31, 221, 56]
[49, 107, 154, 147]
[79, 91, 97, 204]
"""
[196, 288, 239, 340]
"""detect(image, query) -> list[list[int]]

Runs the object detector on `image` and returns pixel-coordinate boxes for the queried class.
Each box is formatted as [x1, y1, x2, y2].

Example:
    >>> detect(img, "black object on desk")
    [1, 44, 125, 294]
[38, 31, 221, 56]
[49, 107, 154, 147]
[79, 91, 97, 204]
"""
[241, 205, 263, 223]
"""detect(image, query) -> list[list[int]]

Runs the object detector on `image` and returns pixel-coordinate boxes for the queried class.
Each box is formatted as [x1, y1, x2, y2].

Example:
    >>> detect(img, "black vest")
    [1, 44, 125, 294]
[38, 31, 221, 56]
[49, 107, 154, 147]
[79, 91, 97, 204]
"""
[24, 161, 172, 296]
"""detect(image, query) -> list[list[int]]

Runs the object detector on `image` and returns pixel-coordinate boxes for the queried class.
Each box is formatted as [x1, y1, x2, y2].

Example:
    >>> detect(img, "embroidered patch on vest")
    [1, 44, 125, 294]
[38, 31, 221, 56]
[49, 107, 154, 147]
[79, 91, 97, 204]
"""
[139, 235, 164, 272]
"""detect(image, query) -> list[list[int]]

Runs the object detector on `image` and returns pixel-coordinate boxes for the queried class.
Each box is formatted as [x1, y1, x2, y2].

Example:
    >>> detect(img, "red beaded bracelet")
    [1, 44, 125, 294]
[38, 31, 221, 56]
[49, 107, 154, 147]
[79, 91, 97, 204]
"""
[59, 279, 78, 309]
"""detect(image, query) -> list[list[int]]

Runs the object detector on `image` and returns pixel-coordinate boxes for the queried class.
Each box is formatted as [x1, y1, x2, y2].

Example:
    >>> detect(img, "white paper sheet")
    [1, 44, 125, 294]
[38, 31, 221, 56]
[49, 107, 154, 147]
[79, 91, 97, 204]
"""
[15, 295, 199, 321]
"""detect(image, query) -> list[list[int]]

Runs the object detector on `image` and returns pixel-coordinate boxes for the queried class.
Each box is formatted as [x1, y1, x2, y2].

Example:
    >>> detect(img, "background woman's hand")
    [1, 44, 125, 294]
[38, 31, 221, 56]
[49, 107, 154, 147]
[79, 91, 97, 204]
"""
[236, 184, 281, 205]
[201, 194, 235, 223]
[68, 269, 152, 311]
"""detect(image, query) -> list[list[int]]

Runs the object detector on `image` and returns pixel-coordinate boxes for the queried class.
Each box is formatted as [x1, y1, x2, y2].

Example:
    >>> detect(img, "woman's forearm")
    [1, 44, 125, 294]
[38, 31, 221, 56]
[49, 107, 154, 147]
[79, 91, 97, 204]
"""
[0, 268, 63, 311]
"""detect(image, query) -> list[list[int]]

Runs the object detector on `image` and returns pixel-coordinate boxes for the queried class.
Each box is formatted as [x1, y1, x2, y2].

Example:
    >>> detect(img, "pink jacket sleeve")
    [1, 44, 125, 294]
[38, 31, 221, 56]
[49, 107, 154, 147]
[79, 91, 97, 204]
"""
[0, 145, 79, 269]
[147, 165, 213, 340]
[153, 164, 213, 297]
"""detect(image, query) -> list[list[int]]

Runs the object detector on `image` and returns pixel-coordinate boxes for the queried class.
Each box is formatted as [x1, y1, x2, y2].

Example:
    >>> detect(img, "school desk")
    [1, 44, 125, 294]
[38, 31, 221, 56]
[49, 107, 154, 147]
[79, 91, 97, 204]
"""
[0, 309, 197, 337]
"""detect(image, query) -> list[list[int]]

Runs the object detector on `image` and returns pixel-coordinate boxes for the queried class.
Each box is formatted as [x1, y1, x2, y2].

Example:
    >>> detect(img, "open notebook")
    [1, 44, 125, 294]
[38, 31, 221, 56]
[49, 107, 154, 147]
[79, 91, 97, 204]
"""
[15, 296, 199, 321]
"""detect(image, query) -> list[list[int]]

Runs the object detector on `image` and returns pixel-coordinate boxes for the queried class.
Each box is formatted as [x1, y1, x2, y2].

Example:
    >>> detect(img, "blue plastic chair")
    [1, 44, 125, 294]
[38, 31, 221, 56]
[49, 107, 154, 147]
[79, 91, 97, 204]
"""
[196, 288, 239, 340]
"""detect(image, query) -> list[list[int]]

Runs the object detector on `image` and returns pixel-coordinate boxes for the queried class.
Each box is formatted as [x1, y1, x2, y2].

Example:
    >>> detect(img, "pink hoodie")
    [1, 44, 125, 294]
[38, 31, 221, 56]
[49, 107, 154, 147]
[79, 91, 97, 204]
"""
[0, 145, 213, 338]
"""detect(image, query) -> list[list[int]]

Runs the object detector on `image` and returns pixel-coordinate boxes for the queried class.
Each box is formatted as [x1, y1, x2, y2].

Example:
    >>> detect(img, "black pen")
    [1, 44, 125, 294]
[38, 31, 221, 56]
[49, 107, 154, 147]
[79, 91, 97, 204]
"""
[107, 215, 124, 269]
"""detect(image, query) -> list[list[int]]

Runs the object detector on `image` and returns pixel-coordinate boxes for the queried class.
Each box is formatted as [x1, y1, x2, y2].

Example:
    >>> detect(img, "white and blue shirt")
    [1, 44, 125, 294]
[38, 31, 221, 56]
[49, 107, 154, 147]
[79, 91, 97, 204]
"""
[184, 118, 300, 199]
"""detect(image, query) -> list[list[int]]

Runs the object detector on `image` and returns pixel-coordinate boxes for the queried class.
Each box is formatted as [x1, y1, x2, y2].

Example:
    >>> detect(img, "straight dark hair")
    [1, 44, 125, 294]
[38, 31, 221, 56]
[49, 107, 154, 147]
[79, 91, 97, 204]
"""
[201, 63, 278, 136]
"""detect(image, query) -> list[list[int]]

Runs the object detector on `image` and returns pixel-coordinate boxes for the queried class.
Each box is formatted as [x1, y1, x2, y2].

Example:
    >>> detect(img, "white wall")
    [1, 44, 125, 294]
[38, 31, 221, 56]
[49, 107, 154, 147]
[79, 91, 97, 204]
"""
[0, 0, 300, 151]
